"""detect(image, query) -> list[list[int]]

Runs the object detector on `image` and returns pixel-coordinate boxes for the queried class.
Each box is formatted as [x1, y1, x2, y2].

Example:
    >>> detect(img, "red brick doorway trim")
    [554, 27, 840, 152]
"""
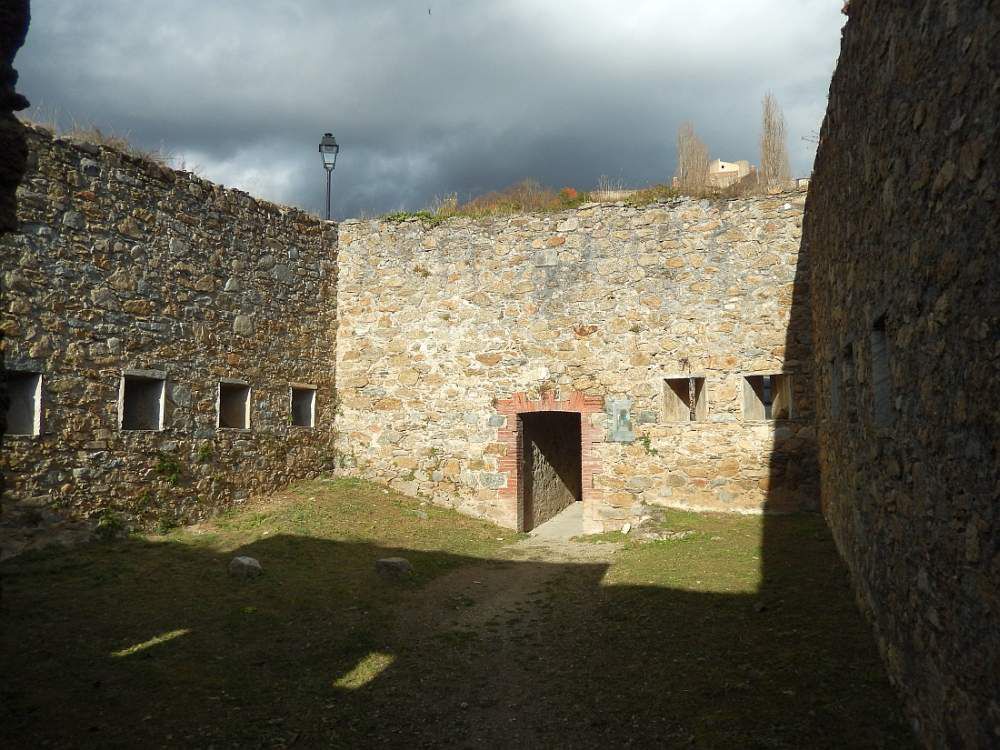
[494, 391, 604, 532]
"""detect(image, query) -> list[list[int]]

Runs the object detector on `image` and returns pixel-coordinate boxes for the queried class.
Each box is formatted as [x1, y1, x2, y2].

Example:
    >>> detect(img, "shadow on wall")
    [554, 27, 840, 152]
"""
[0, 0, 913, 743]
[520, 410, 582, 530]
[0, 37, 908, 744]
[0, 0, 31, 493]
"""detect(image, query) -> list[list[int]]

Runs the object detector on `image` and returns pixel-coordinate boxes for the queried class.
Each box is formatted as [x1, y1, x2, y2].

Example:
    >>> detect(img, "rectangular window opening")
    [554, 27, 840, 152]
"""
[290, 385, 316, 427]
[663, 376, 707, 422]
[6, 371, 42, 436]
[871, 317, 892, 426]
[218, 381, 251, 430]
[121, 372, 166, 431]
[742, 374, 792, 420]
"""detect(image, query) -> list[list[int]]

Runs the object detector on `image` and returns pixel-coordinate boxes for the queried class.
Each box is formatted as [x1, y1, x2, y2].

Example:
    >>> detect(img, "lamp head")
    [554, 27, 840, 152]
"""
[319, 132, 339, 169]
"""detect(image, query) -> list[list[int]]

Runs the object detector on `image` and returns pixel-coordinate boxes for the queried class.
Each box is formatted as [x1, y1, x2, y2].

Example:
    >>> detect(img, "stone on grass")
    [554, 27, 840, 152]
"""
[375, 557, 413, 580]
[229, 555, 263, 580]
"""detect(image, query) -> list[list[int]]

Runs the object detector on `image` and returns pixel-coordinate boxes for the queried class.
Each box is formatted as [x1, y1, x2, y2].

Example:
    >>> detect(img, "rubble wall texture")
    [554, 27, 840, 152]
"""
[802, 0, 999, 745]
[336, 195, 816, 532]
[0, 0, 31, 516]
[1, 127, 338, 530]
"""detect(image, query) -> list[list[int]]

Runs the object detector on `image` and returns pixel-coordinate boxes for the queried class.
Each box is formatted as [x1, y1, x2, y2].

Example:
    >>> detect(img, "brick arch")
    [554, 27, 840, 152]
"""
[494, 391, 605, 532]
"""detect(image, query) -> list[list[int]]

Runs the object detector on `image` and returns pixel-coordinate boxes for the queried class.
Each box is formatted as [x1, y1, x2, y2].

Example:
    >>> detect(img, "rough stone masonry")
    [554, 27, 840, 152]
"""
[1, 125, 337, 531]
[803, 0, 999, 746]
[335, 195, 816, 533]
[1, 127, 815, 540]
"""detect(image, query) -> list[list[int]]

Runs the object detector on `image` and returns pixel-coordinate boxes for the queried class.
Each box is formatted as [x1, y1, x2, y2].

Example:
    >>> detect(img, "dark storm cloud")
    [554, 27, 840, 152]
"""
[17, 0, 844, 218]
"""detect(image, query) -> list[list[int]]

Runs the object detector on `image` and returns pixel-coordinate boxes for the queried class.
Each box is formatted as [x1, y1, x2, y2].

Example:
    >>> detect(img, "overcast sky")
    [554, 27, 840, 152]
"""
[17, 1, 845, 219]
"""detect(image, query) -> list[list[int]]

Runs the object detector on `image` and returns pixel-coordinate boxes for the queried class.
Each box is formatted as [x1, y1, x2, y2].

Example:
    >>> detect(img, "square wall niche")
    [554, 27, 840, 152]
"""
[842, 344, 857, 422]
[663, 376, 707, 422]
[870, 316, 893, 426]
[742, 374, 792, 420]
[218, 380, 251, 430]
[120, 370, 166, 431]
[829, 357, 841, 419]
[290, 384, 317, 427]
[6, 370, 42, 436]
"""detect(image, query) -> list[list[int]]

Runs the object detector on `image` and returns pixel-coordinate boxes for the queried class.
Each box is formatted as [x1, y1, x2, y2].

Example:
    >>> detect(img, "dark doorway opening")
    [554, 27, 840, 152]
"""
[519, 411, 582, 532]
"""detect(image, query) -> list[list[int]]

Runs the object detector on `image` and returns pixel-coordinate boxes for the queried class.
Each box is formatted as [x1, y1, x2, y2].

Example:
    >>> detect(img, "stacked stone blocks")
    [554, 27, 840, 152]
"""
[1, 126, 337, 528]
[335, 195, 816, 530]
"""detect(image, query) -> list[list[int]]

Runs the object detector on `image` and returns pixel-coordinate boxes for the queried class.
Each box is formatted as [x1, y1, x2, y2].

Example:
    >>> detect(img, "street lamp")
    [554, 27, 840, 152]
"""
[318, 132, 339, 220]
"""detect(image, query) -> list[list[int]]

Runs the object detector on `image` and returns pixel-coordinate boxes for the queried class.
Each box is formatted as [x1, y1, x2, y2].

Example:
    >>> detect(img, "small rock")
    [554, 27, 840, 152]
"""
[229, 556, 263, 580]
[665, 530, 695, 541]
[233, 314, 254, 336]
[621, 522, 631, 535]
[375, 557, 413, 580]
[753, 601, 767, 613]
[62, 211, 84, 229]
[168, 237, 189, 255]
[412, 510, 429, 520]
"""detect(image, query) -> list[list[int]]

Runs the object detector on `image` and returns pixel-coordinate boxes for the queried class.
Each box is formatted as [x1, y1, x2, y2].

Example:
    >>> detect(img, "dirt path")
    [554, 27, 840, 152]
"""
[402, 535, 620, 635]
[379, 536, 625, 747]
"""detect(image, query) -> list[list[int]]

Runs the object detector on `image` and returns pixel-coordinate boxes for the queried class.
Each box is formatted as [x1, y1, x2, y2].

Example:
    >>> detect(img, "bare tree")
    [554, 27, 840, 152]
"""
[675, 121, 709, 195]
[759, 92, 791, 191]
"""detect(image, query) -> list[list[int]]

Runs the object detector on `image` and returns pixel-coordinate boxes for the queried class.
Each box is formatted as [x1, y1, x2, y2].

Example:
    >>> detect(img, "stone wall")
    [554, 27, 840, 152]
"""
[1, 126, 338, 531]
[336, 195, 816, 532]
[802, 0, 999, 745]
[0, 0, 29, 233]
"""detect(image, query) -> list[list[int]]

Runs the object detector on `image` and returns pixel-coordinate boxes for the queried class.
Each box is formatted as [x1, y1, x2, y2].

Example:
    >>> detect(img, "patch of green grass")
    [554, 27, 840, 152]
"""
[594, 509, 763, 593]
[0, 482, 913, 748]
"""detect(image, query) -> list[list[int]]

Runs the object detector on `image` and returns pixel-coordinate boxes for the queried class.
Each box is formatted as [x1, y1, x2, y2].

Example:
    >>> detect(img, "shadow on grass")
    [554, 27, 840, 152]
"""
[1, 513, 913, 749]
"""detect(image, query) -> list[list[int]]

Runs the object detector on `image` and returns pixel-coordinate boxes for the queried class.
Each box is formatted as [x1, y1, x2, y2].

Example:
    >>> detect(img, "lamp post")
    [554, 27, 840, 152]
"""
[318, 132, 339, 220]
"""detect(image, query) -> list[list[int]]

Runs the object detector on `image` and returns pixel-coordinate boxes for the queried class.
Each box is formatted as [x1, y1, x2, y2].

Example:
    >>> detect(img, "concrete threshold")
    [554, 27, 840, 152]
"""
[528, 501, 583, 541]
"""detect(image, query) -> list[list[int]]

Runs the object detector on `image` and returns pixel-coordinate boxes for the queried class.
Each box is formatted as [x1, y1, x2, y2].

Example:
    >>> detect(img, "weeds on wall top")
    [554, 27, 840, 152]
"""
[19, 113, 173, 168]
[382, 179, 592, 223]
[380, 177, 690, 225]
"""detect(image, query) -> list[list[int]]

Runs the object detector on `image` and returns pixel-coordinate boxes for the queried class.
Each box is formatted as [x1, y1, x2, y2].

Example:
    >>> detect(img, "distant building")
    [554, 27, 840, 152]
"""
[707, 158, 753, 188]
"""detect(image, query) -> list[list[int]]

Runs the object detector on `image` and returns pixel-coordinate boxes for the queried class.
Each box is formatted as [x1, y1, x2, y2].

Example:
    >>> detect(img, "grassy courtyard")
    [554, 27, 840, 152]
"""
[1, 478, 913, 748]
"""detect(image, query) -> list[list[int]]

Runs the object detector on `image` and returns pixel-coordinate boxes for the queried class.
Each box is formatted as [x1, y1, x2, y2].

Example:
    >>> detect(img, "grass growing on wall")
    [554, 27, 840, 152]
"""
[384, 180, 593, 223]
[18, 113, 173, 167]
